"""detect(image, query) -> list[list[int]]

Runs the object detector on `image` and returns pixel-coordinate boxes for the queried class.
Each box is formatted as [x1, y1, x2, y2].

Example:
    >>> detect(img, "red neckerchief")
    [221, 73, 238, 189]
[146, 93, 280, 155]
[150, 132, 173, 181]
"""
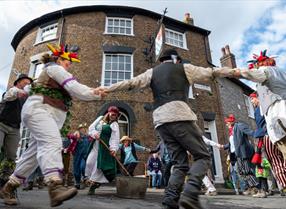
[228, 125, 234, 136]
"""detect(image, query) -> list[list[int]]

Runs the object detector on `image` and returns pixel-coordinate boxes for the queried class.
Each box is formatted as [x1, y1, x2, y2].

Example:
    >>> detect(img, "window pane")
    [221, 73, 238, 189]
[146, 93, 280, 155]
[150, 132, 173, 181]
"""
[125, 72, 131, 79]
[119, 56, 124, 63]
[112, 62, 118, 70]
[125, 56, 131, 63]
[107, 27, 113, 33]
[125, 64, 131, 71]
[114, 19, 119, 26]
[106, 55, 112, 62]
[114, 27, 119, 33]
[105, 71, 111, 78]
[126, 28, 131, 34]
[112, 72, 117, 79]
[119, 72, 124, 79]
[112, 56, 118, 63]
[120, 20, 125, 27]
[105, 63, 111, 70]
[108, 19, 113, 26]
[112, 80, 117, 84]
[120, 28, 125, 34]
[126, 20, 131, 27]
[119, 63, 124, 71]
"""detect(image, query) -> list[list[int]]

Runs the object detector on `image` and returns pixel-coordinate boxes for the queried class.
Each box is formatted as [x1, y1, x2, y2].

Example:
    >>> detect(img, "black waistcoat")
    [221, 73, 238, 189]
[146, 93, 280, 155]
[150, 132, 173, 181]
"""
[0, 97, 26, 129]
[150, 63, 189, 110]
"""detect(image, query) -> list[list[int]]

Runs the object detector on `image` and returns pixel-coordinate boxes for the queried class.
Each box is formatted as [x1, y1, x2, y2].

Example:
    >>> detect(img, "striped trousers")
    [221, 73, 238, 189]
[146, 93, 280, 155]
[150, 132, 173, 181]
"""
[237, 158, 258, 188]
[264, 136, 286, 188]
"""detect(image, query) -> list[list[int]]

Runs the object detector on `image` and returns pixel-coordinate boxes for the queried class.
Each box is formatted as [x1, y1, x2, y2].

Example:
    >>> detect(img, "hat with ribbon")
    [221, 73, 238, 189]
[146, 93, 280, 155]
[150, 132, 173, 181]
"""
[47, 43, 80, 63]
[13, 74, 34, 86]
[224, 114, 236, 123]
[120, 135, 132, 143]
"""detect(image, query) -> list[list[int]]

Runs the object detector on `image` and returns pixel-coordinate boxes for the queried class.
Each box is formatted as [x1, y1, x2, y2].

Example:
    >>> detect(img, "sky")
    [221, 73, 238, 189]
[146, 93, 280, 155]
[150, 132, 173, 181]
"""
[0, 0, 285, 96]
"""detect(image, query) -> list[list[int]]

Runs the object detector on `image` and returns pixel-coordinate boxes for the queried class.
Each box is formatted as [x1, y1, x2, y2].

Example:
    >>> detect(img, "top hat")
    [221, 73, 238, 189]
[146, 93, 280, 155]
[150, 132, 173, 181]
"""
[159, 49, 182, 62]
[13, 74, 33, 86]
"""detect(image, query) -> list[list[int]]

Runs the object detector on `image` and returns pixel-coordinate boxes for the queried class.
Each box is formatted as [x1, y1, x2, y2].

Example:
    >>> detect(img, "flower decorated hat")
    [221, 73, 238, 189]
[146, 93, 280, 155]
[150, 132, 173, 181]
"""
[47, 43, 80, 63]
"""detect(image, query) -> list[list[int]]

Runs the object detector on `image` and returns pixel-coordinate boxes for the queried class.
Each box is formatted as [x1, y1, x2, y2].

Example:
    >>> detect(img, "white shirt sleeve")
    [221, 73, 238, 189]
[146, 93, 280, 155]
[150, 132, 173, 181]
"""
[239, 68, 267, 83]
[46, 65, 101, 101]
[202, 136, 221, 148]
[88, 116, 103, 138]
[107, 69, 153, 92]
[2, 87, 25, 101]
[109, 122, 120, 152]
[183, 63, 216, 84]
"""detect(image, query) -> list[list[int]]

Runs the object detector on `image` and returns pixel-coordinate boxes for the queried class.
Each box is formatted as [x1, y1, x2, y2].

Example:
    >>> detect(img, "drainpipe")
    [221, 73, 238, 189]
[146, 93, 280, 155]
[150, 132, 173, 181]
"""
[58, 10, 65, 45]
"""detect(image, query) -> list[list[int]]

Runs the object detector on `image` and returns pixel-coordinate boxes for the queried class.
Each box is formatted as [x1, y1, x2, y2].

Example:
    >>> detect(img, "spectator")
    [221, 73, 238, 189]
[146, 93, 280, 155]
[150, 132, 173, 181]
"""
[148, 153, 162, 189]
[119, 136, 150, 176]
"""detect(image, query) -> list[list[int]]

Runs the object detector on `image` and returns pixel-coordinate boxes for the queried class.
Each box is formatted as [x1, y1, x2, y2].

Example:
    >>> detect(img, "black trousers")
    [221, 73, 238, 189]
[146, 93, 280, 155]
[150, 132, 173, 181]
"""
[156, 121, 210, 208]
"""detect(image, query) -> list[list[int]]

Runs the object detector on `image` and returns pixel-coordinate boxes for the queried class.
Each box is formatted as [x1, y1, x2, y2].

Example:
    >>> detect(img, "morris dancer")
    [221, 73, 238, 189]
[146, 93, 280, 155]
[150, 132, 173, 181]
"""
[98, 48, 238, 209]
[85, 106, 120, 195]
[222, 50, 286, 160]
[0, 74, 32, 187]
[0, 43, 103, 207]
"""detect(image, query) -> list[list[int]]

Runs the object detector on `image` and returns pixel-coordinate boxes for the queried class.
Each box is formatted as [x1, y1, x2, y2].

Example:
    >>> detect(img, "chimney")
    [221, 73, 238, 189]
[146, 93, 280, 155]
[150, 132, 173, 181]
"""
[220, 45, 237, 68]
[184, 13, 194, 25]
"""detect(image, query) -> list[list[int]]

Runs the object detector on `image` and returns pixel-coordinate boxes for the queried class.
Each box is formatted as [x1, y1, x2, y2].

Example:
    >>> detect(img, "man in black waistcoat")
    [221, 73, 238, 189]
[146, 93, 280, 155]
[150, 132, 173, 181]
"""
[0, 74, 33, 187]
[98, 48, 239, 209]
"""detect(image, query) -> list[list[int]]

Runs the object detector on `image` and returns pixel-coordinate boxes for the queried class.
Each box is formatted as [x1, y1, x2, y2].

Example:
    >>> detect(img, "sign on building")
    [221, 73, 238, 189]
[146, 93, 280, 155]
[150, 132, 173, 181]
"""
[155, 25, 164, 62]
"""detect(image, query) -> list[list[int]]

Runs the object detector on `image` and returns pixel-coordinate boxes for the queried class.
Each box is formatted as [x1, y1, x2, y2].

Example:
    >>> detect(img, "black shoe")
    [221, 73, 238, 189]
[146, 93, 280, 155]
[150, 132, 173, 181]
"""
[74, 184, 80, 190]
[179, 194, 203, 209]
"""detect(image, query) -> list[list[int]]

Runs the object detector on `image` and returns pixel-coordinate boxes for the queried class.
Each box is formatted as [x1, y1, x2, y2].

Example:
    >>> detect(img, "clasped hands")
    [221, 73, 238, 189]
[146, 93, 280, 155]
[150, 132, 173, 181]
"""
[93, 87, 109, 97]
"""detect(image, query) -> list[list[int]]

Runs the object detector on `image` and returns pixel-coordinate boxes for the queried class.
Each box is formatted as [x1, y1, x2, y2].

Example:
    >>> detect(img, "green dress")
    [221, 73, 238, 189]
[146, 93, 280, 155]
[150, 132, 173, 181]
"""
[97, 123, 117, 182]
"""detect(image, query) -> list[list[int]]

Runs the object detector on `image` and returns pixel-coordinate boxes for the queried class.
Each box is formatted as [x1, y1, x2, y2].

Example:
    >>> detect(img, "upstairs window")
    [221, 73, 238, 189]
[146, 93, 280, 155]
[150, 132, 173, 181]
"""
[165, 28, 187, 49]
[102, 54, 133, 86]
[105, 17, 133, 35]
[35, 22, 58, 44]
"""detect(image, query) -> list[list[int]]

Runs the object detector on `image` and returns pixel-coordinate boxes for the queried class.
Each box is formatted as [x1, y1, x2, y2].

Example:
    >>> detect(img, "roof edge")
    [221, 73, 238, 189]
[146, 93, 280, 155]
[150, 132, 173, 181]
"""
[11, 5, 211, 50]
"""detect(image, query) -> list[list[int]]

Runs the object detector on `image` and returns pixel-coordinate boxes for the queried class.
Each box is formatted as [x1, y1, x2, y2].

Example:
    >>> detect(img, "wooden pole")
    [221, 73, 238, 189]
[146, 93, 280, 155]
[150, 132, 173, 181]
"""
[98, 138, 131, 176]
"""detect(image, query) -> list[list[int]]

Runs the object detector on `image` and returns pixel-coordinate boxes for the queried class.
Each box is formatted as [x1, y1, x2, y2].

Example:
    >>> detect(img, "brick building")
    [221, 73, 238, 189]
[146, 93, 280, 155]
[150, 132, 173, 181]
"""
[9, 5, 230, 182]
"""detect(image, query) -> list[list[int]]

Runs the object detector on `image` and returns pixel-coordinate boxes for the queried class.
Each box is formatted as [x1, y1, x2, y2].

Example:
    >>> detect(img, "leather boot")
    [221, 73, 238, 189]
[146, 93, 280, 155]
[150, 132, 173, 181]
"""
[23, 182, 33, 191]
[0, 179, 20, 205]
[48, 179, 78, 207]
[87, 182, 101, 195]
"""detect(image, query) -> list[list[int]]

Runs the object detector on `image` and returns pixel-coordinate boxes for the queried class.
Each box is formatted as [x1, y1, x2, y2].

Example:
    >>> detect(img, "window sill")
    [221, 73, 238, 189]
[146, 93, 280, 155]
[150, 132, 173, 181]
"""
[34, 38, 58, 47]
[165, 43, 189, 51]
[103, 32, 135, 37]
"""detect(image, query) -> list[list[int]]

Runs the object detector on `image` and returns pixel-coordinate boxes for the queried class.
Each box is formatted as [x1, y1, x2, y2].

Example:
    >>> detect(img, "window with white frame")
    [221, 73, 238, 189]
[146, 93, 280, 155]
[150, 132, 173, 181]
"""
[165, 28, 186, 49]
[243, 95, 255, 118]
[102, 54, 133, 86]
[117, 112, 129, 138]
[35, 22, 58, 44]
[105, 17, 133, 35]
[30, 62, 45, 79]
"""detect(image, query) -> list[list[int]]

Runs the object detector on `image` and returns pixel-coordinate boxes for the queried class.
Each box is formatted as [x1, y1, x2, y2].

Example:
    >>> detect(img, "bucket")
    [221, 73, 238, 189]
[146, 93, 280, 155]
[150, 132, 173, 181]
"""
[116, 175, 148, 199]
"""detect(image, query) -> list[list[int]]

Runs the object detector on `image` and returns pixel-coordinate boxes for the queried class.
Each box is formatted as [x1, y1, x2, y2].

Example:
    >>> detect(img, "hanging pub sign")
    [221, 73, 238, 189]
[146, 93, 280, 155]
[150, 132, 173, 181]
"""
[155, 25, 164, 62]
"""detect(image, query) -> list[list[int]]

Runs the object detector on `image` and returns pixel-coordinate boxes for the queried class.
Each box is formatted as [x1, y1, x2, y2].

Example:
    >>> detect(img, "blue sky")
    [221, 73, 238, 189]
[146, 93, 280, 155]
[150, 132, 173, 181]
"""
[0, 0, 285, 95]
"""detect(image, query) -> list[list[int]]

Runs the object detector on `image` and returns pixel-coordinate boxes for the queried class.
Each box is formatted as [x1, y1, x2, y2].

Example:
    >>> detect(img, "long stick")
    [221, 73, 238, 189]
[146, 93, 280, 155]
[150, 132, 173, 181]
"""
[98, 138, 131, 176]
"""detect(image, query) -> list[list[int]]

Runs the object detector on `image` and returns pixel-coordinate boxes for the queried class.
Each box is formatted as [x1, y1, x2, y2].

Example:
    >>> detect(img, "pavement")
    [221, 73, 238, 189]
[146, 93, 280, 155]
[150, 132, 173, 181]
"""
[0, 186, 285, 209]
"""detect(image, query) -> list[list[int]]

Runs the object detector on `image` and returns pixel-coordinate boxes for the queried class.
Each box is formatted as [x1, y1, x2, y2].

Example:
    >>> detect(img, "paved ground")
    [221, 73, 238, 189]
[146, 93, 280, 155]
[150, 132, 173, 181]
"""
[0, 186, 285, 209]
